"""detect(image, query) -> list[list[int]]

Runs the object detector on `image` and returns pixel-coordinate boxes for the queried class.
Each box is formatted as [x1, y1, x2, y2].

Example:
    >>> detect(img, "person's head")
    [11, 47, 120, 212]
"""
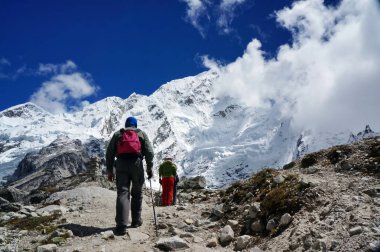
[125, 117, 137, 128]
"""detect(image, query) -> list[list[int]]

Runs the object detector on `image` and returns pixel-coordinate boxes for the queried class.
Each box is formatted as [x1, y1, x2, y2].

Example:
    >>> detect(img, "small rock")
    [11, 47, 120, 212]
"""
[273, 175, 285, 184]
[168, 226, 180, 235]
[206, 237, 218, 247]
[51, 237, 65, 245]
[19, 230, 28, 235]
[194, 219, 203, 227]
[193, 236, 203, 243]
[227, 219, 239, 228]
[179, 233, 193, 238]
[184, 225, 197, 233]
[349, 226, 363, 236]
[218, 225, 234, 246]
[101, 230, 115, 240]
[0, 235, 5, 243]
[251, 220, 263, 233]
[184, 219, 194, 225]
[235, 235, 251, 251]
[312, 239, 327, 251]
[37, 244, 57, 252]
[176, 206, 186, 211]
[36, 205, 68, 216]
[157, 223, 168, 229]
[155, 236, 190, 250]
[279, 213, 292, 226]
[266, 219, 277, 231]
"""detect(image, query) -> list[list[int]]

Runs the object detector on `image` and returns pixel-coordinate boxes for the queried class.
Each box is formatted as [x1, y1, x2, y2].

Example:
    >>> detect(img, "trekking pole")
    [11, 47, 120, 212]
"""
[149, 179, 158, 237]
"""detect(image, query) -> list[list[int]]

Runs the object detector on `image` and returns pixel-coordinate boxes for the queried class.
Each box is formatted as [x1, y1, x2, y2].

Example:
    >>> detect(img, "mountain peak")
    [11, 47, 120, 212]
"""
[0, 102, 49, 119]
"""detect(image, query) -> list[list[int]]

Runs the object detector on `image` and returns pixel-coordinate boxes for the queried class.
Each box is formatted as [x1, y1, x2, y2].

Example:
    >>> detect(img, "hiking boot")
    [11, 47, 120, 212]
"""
[131, 220, 143, 228]
[114, 225, 127, 236]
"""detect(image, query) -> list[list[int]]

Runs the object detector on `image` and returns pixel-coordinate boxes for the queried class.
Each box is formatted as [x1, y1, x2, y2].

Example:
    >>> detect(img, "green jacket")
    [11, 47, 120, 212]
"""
[106, 127, 154, 172]
[159, 160, 177, 178]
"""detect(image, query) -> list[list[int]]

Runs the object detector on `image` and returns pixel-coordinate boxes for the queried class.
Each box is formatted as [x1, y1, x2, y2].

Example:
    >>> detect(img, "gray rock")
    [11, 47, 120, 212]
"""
[206, 237, 218, 247]
[193, 236, 203, 243]
[266, 219, 277, 231]
[179, 233, 194, 238]
[101, 230, 115, 240]
[273, 175, 285, 184]
[212, 204, 224, 218]
[37, 244, 58, 252]
[0, 235, 5, 243]
[0, 187, 27, 202]
[312, 239, 327, 251]
[349, 226, 362, 236]
[0, 197, 9, 205]
[157, 223, 168, 229]
[249, 202, 261, 219]
[251, 220, 263, 233]
[363, 188, 380, 198]
[0, 202, 22, 212]
[168, 226, 180, 235]
[184, 218, 194, 225]
[303, 165, 320, 174]
[218, 225, 234, 246]
[36, 205, 68, 216]
[279, 213, 292, 226]
[249, 246, 263, 252]
[235, 235, 251, 251]
[155, 236, 190, 250]
[227, 219, 239, 228]
[177, 176, 206, 189]
[339, 160, 353, 171]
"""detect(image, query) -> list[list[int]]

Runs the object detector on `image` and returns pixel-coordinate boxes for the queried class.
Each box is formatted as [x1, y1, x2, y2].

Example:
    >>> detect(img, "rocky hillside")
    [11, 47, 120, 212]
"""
[0, 136, 379, 251]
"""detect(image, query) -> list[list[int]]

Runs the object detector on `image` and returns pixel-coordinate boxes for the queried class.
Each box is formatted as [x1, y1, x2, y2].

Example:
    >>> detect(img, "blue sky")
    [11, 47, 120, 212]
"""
[0, 0, 307, 112]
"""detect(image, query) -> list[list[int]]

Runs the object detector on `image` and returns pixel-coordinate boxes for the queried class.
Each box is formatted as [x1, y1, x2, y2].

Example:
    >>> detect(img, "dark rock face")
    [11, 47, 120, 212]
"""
[0, 186, 27, 202]
[8, 137, 91, 191]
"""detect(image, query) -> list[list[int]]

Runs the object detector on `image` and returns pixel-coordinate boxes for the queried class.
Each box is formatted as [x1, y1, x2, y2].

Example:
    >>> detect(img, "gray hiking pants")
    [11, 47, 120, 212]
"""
[115, 156, 144, 227]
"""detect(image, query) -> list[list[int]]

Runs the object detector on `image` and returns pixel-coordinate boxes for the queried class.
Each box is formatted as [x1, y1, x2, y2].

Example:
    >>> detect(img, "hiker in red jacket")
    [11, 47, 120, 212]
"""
[159, 157, 177, 206]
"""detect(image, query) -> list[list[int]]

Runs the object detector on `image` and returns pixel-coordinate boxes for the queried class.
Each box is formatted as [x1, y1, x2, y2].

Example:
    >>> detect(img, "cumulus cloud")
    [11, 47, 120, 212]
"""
[0, 58, 11, 66]
[208, 0, 380, 132]
[30, 61, 97, 113]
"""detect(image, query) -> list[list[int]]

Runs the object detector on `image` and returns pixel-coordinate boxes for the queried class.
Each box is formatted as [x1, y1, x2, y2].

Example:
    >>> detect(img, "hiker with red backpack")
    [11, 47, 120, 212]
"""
[159, 157, 177, 206]
[106, 117, 154, 235]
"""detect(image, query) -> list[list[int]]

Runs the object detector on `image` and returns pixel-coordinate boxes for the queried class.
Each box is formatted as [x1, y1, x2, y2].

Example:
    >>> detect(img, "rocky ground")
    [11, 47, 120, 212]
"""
[0, 137, 380, 251]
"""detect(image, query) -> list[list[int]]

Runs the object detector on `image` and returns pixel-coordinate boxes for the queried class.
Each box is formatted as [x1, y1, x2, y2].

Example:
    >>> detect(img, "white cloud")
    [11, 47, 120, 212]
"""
[30, 72, 98, 114]
[218, 0, 247, 34]
[38, 60, 77, 75]
[181, 0, 248, 36]
[0, 58, 11, 66]
[181, 0, 208, 37]
[208, 0, 380, 132]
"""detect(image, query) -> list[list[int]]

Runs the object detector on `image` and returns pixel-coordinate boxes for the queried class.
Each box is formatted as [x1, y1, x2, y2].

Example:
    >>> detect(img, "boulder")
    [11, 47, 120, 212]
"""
[251, 220, 263, 233]
[249, 202, 261, 219]
[227, 220, 239, 229]
[155, 236, 190, 250]
[206, 237, 218, 247]
[212, 204, 224, 218]
[218, 225, 234, 246]
[279, 213, 292, 226]
[37, 244, 57, 252]
[273, 175, 285, 184]
[0, 202, 22, 212]
[266, 219, 277, 231]
[235, 235, 251, 251]
[177, 176, 206, 189]
[36, 205, 68, 216]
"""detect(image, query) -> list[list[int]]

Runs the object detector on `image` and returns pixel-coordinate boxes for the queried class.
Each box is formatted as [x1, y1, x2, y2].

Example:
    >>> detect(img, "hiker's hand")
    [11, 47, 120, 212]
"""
[107, 171, 114, 182]
[159, 179, 162, 185]
[147, 170, 153, 180]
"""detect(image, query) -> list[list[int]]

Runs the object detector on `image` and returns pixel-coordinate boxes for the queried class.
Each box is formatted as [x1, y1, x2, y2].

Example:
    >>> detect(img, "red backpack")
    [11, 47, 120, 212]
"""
[117, 129, 142, 155]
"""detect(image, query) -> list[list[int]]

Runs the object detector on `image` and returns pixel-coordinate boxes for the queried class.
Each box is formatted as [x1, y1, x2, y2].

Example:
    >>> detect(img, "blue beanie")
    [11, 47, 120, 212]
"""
[125, 117, 137, 128]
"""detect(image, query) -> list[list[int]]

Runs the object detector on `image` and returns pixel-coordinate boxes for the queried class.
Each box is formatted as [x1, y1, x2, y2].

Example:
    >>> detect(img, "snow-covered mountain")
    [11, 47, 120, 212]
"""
[0, 71, 377, 187]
